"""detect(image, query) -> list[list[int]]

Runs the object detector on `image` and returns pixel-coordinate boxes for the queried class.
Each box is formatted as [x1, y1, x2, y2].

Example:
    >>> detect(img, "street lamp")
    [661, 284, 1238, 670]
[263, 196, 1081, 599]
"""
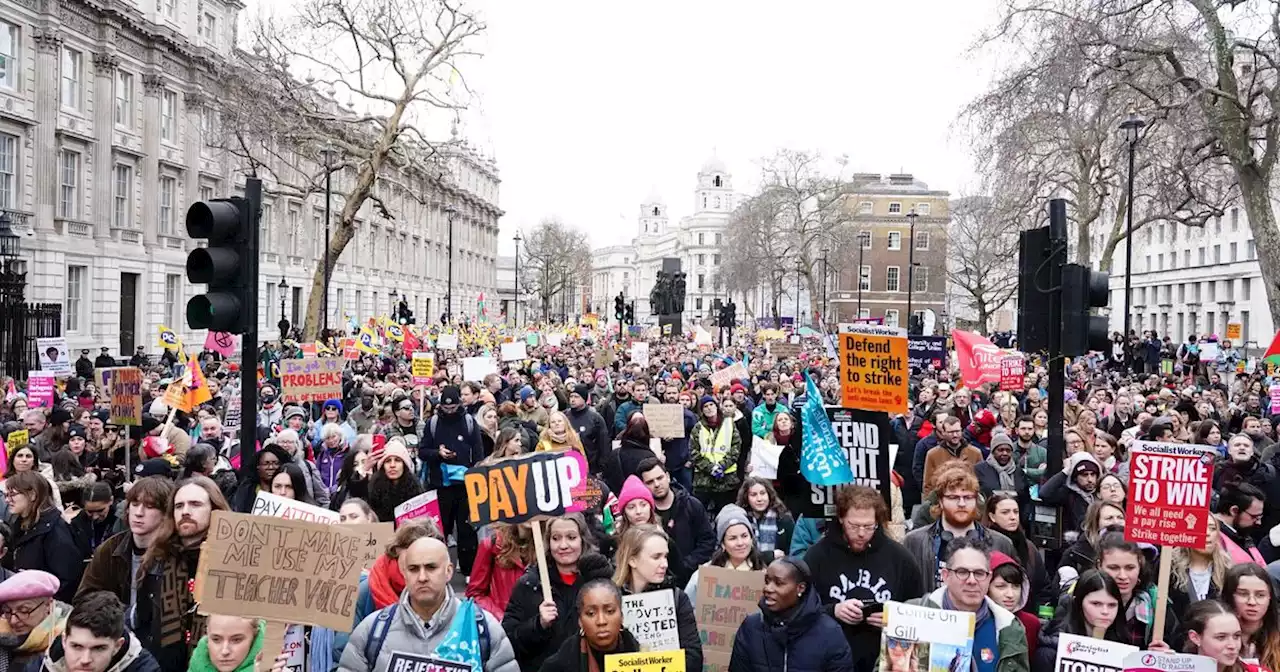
[277, 276, 289, 341]
[795, 259, 804, 328]
[444, 204, 456, 324]
[821, 246, 830, 326]
[857, 231, 866, 317]
[320, 144, 338, 336]
[389, 288, 398, 319]
[1120, 108, 1146, 341]
[906, 208, 919, 332]
[512, 231, 522, 327]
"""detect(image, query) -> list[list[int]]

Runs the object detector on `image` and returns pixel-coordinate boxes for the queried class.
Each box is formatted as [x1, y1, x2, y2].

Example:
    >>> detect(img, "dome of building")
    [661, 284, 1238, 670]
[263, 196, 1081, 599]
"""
[700, 153, 727, 175]
[643, 186, 663, 205]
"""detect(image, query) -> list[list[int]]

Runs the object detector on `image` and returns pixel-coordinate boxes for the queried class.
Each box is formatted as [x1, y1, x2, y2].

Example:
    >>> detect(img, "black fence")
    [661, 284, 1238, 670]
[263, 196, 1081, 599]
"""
[0, 302, 63, 381]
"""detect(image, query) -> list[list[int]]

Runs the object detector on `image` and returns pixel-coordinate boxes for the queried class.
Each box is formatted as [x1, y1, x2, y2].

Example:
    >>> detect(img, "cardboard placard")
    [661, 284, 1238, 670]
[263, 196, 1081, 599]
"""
[437, 333, 459, 350]
[999, 356, 1025, 391]
[837, 325, 908, 414]
[622, 590, 680, 652]
[694, 565, 763, 672]
[643, 403, 685, 439]
[709, 362, 747, 390]
[280, 358, 343, 403]
[394, 490, 444, 532]
[593, 348, 616, 369]
[411, 352, 435, 386]
[94, 368, 119, 397]
[879, 600, 977, 672]
[27, 372, 55, 408]
[1125, 440, 1214, 549]
[463, 451, 587, 526]
[462, 357, 498, 383]
[194, 511, 394, 631]
[630, 342, 650, 367]
[501, 341, 528, 362]
[605, 650, 685, 672]
[37, 337, 71, 376]
[252, 491, 340, 523]
[109, 367, 144, 426]
[1055, 634, 1137, 672]
[769, 341, 802, 360]
[798, 408, 892, 518]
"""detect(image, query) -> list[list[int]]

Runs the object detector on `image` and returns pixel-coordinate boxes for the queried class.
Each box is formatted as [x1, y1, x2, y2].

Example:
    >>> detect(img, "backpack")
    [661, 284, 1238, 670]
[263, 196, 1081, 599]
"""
[429, 414, 477, 446]
[362, 602, 491, 667]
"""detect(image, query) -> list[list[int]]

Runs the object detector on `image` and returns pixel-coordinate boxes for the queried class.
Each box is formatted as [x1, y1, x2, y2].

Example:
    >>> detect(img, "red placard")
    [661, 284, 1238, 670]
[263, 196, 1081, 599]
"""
[1125, 441, 1215, 549]
[999, 355, 1024, 391]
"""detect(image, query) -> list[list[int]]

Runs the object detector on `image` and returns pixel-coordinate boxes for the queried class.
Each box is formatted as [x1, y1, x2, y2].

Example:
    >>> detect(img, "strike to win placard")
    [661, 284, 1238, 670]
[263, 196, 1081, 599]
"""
[1125, 441, 1215, 549]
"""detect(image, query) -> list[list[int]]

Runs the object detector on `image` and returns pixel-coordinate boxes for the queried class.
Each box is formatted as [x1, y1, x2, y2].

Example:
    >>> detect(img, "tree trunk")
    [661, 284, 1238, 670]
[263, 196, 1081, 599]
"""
[1238, 168, 1280, 329]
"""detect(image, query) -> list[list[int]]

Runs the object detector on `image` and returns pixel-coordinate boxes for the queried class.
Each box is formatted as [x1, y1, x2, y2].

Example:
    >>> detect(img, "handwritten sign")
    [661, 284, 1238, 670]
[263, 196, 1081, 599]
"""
[252, 491, 339, 524]
[622, 590, 680, 652]
[1125, 441, 1215, 549]
[411, 353, 435, 386]
[1000, 356, 1025, 392]
[694, 565, 763, 672]
[109, 367, 143, 426]
[630, 342, 650, 367]
[280, 358, 343, 403]
[838, 325, 908, 414]
[463, 452, 586, 526]
[194, 511, 394, 631]
[709, 362, 747, 391]
[880, 600, 976, 672]
[769, 341, 802, 360]
[1056, 634, 1136, 672]
[6, 430, 28, 453]
[393, 490, 443, 532]
[1227, 323, 1242, 341]
[437, 334, 459, 350]
[27, 372, 55, 409]
[643, 404, 685, 439]
[605, 650, 685, 672]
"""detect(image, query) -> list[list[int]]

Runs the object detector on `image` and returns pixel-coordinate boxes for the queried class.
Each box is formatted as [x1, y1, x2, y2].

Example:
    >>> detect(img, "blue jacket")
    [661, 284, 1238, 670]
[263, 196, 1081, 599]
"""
[729, 588, 855, 672]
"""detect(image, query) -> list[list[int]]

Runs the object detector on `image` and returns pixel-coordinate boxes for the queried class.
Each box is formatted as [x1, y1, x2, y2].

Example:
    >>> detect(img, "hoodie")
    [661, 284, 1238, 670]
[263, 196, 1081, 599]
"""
[1039, 452, 1101, 531]
[804, 526, 923, 672]
[990, 551, 1041, 659]
[45, 631, 161, 672]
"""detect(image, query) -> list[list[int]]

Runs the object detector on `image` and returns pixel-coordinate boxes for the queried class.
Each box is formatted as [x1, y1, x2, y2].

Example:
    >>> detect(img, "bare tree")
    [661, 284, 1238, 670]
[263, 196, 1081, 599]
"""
[216, 0, 484, 339]
[947, 196, 1021, 334]
[519, 218, 592, 320]
[720, 189, 787, 322]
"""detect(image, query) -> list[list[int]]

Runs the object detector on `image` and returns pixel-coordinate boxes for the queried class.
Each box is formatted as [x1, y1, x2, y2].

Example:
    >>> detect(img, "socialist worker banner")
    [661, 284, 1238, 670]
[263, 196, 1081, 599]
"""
[951, 329, 1002, 388]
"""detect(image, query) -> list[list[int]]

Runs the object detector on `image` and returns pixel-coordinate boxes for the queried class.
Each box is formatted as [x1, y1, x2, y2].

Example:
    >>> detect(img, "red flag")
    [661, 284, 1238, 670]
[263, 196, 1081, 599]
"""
[403, 329, 421, 356]
[951, 329, 1003, 387]
[1263, 330, 1280, 366]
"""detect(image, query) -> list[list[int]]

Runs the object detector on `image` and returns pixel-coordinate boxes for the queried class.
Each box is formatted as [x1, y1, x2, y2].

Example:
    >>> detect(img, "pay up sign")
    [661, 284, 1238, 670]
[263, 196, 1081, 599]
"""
[1125, 440, 1214, 549]
[837, 324, 908, 414]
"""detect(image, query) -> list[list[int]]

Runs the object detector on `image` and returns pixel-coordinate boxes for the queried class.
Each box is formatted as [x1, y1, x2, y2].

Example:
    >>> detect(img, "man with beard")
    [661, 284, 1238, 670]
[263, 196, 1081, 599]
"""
[348, 387, 378, 434]
[601, 380, 631, 439]
[613, 379, 649, 435]
[921, 416, 982, 497]
[381, 397, 425, 452]
[1040, 451, 1102, 532]
[973, 432, 1029, 507]
[638, 457, 715, 588]
[750, 382, 784, 439]
[902, 464, 1017, 594]
[806, 486, 922, 672]
[1012, 416, 1046, 485]
[1213, 483, 1266, 564]
[1103, 394, 1137, 440]
[422, 386, 484, 575]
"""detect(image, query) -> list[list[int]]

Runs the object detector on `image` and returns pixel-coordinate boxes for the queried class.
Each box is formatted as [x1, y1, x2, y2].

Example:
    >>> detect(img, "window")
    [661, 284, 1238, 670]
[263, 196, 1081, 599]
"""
[165, 274, 181, 326]
[1248, 240, 1256, 259]
[1145, 255, 1151, 272]
[199, 12, 217, 43]
[697, 274, 705, 290]
[65, 265, 85, 332]
[1232, 207, 1240, 231]
[113, 164, 132, 228]
[858, 308, 871, 319]
[913, 266, 928, 292]
[312, 212, 322, 259]
[915, 231, 930, 250]
[1198, 248, 1206, 265]
[199, 186, 213, 202]
[0, 21, 17, 90]
[887, 231, 902, 250]
[713, 254, 721, 265]
[60, 47, 81, 110]
[160, 90, 177, 141]
[715, 233, 722, 245]
[1244, 278, 1252, 301]
[916, 203, 931, 216]
[859, 266, 871, 291]
[158, 176, 175, 233]
[1213, 244, 1221, 264]
[261, 203, 273, 249]
[1214, 216, 1221, 234]
[0, 132, 15, 209]
[1183, 250, 1191, 266]
[698, 233, 704, 245]
[1207, 281, 1216, 302]
[1170, 225, 1178, 243]
[114, 71, 133, 127]
[697, 254, 705, 266]
[199, 107, 216, 142]
[886, 266, 900, 292]
[1230, 242, 1238, 262]
[857, 201, 872, 215]
[859, 231, 872, 249]
[160, 0, 176, 19]
[288, 206, 300, 255]
[695, 297, 703, 311]
[884, 309, 899, 328]
[58, 150, 80, 218]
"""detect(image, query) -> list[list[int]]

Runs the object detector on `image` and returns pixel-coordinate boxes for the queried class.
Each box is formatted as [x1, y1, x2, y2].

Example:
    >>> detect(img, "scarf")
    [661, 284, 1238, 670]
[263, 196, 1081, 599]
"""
[754, 510, 779, 553]
[984, 453, 1017, 492]
[368, 554, 406, 609]
[188, 620, 265, 672]
[772, 427, 792, 446]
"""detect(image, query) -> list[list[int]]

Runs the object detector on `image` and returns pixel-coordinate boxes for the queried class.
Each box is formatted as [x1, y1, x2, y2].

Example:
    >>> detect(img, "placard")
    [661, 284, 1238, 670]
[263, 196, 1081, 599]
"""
[27, 372, 55, 409]
[1122, 651, 1215, 672]
[709, 362, 747, 390]
[500, 341, 528, 362]
[630, 342, 650, 367]
[622, 590, 680, 652]
[1055, 634, 1137, 672]
[437, 334, 459, 350]
[1272, 385, 1280, 414]
[280, 358, 343, 403]
[643, 403, 685, 439]
[605, 650, 685, 672]
[1000, 356, 1025, 391]
[94, 368, 118, 398]
[463, 451, 586, 526]
[462, 357, 498, 383]
[37, 337, 71, 376]
[1227, 323, 1242, 341]
[342, 339, 360, 361]
[1125, 441, 1214, 549]
[879, 600, 976, 672]
[109, 367, 144, 426]
[907, 335, 947, 371]
[394, 490, 443, 532]
[6, 430, 28, 453]
[838, 325, 908, 414]
[546, 333, 564, 347]
[193, 511, 394, 631]
[223, 394, 242, 435]
[386, 653, 471, 672]
[799, 408, 892, 518]
[252, 491, 340, 523]
[412, 352, 435, 386]
[769, 342, 802, 360]
[694, 565, 763, 672]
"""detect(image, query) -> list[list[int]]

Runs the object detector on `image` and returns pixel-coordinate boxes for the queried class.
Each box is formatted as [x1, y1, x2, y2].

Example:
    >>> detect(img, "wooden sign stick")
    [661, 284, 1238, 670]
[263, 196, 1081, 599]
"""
[1151, 547, 1173, 645]
[530, 519, 553, 604]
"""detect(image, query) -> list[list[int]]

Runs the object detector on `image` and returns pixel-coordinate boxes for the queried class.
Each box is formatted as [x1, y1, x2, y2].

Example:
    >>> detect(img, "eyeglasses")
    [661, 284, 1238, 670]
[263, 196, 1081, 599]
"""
[842, 521, 878, 533]
[946, 567, 991, 582]
[942, 495, 977, 505]
[0, 602, 46, 619]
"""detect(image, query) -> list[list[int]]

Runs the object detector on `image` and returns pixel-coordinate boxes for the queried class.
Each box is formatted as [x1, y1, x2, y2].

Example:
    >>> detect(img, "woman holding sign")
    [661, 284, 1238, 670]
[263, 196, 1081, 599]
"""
[612, 526, 703, 672]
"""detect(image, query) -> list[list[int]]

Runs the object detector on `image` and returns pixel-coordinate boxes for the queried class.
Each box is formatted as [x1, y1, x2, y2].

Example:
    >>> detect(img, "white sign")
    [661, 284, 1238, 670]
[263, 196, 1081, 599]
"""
[37, 337, 71, 376]
[1122, 651, 1216, 672]
[500, 341, 528, 362]
[462, 356, 498, 383]
[547, 333, 564, 347]
[1055, 634, 1137, 672]
[251, 491, 339, 523]
[281, 625, 305, 672]
[630, 342, 650, 367]
[748, 439, 784, 479]
[622, 590, 680, 652]
[437, 333, 459, 350]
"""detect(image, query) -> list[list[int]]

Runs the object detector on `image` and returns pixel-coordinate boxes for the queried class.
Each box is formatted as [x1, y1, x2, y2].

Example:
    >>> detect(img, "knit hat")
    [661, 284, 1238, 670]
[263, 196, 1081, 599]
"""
[439, 386, 462, 406]
[519, 385, 536, 402]
[0, 571, 59, 603]
[133, 458, 173, 479]
[571, 384, 592, 403]
[699, 395, 717, 411]
[377, 438, 414, 470]
[972, 409, 997, 428]
[148, 399, 168, 418]
[617, 475, 655, 514]
[729, 383, 747, 396]
[1069, 451, 1102, 475]
[715, 504, 754, 542]
[48, 408, 72, 427]
[283, 405, 307, 421]
[989, 431, 1013, 450]
[322, 399, 344, 415]
[68, 424, 87, 440]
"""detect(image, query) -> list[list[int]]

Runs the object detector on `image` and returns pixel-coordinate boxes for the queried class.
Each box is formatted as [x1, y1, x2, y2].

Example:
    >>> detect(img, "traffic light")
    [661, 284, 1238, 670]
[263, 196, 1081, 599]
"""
[614, 293, 625, 320]
[712, 299, 723, 327]
[624, 302, 635, 324]
[186, 196, 256, 334]
[1060, 263, 1110, 357]
[1017, 227, 1054, 353]
[726, 301, 736, 325]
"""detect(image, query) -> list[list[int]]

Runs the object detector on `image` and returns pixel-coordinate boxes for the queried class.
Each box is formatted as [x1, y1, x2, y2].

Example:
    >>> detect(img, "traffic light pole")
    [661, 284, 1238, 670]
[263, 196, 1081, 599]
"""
[1046, 199, 1067, 478]
[240, 178, 261, 460]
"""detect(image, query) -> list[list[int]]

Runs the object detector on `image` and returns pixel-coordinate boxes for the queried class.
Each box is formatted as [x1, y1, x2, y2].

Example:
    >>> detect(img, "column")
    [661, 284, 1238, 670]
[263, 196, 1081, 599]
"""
[140, 74, 164, 249]
[31, 29, 61, 233]
[183, 91, 206, 212]
[91, 53, 117, 241]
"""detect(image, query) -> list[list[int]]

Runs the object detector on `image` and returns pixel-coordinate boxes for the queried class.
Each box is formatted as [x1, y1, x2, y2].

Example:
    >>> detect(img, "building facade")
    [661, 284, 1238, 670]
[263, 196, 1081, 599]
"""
[830, 173, 950, 328]
[0, 0, 499, 357]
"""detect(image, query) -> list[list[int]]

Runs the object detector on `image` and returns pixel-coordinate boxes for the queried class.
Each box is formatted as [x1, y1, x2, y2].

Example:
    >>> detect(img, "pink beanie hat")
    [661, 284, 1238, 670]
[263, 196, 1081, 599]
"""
[617, 475, 655, 513]
[377, 439, 415, 471]
[0, 570, 59, 603]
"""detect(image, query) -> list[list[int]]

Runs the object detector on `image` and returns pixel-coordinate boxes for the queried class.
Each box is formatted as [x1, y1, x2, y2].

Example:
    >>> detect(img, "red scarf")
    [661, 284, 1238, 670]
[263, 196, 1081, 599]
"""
[368, 554, 406, 608]
[773, 427, 792, 445]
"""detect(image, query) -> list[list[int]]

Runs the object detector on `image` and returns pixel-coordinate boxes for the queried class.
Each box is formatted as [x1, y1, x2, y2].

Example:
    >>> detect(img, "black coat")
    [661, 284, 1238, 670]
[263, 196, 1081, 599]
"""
[502, 553, 614, 672]
[974, 460, 1031, 520]
[655, 487, 716, 588]
[617, 439, 657, 484]
[566, 406, 611, 477]
[8, 507, 84, 603]
[729, 588, 855, 672]
[619, 581, 703, 672]
[538, 630, 641, 672]
[1038, 471, 1091, 532]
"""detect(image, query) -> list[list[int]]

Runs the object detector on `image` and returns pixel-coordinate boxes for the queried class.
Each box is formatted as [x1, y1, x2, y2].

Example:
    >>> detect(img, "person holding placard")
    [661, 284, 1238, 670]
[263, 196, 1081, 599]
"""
[1183, 600, 1269, 672]
[1030, 570, 1124, 672]
[536, 579, 642, 672]
[729, 557, 854, 672]
[684, 505, 769, 607]
[1221, 564, 1280, 671]
[691, 396, 742, 515]
[612, 526, 702, 672]
[366, 439, 424, 525]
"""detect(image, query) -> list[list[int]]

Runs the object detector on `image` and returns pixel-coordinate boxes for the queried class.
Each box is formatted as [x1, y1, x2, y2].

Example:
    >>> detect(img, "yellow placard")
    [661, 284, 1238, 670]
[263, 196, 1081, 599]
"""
[1227, 323, 1242, 341]
[6, 429, 28, 453]
[605, 650, 685, 672]
[411, 352, 435, 383]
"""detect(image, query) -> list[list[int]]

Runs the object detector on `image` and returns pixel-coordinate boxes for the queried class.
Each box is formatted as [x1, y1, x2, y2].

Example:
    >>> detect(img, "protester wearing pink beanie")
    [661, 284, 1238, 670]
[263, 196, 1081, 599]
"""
[0, 570, 60, 604]
[616, 475, 656, 526]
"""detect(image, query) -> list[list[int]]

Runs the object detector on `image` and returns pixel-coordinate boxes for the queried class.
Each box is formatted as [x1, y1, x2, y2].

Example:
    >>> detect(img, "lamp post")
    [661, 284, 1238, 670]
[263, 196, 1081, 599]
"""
[1120, 108, 1146, 341]
[795, 259, 803, 328]
[513, 231, 522, 327]
[320, 144, 337, 337]
[389, 289, 398, 320]
[277, 276, 289, 342]
[821, 245, 830, 325]
[444, 204, 456, 324]
[857, 231, 865, 317]
[906, 208, 918, 330]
